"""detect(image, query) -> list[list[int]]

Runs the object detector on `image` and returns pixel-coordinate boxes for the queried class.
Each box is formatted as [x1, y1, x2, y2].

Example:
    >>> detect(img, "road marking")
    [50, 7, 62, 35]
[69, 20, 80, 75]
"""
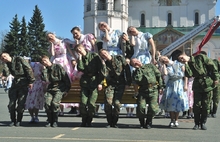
[52, 134, 65, 139]
[72, 127, 80, 130]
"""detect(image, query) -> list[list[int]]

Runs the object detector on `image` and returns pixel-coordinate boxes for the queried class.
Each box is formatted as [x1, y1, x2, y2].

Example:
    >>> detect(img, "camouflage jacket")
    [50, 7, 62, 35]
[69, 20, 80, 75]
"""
[132, 64, 163, 90]
[41, 64, 71, 93]
[77, 52, 104, 88]
[185, 54, 219, 92]
[101, 55, 132, 86]
[3, 56, 35, 86]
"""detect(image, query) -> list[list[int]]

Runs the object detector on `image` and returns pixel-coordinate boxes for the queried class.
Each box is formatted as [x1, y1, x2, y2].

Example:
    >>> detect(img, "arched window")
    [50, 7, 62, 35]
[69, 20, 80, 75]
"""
[141, 13, 145, 27]
[195, 12, 199, 25]
[168, 13, 172, 25]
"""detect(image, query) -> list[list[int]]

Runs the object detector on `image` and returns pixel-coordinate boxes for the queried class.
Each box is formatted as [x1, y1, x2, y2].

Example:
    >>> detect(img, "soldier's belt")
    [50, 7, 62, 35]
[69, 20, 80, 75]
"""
[148, 83, 158, 88]
[140, 83, 158, 88]
[195, 75, 208, 79]
[14, 75, 25, 79]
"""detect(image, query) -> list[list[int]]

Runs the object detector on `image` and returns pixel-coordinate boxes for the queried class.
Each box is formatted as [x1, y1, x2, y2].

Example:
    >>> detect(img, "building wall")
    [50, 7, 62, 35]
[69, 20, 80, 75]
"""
[128, 0, 216, 27]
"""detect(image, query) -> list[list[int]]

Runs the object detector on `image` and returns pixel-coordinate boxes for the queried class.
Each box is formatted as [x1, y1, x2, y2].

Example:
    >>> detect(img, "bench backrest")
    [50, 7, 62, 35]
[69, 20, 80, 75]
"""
[61, 80, 137, 104]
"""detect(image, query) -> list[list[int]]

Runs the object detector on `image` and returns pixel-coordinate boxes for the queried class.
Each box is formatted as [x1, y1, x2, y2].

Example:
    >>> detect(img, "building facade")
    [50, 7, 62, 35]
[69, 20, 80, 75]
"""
[84, 0, 220, 59]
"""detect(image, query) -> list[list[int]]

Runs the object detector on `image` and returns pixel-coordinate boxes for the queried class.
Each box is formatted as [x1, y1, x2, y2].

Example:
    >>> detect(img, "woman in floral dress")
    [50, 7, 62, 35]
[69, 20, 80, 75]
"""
[159, 50, 189, 128]
[25, 61, 47, 123]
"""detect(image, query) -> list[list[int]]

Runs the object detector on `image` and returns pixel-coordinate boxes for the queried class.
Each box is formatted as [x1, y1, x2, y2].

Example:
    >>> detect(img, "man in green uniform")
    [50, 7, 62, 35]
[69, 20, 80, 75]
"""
[130, 58, 163, 129]
[40, 55, 71, 127]
[0, 52, 35, 126]
[178, 53, 219, 130]
[210, 59, 220, 118]
[75, 44, 104, 127]
[99, 49, 132, 128]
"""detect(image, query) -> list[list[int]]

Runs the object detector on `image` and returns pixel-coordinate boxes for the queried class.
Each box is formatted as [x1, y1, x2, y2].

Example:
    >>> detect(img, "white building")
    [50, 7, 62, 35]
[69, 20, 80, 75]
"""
[84, 0, 220, 59]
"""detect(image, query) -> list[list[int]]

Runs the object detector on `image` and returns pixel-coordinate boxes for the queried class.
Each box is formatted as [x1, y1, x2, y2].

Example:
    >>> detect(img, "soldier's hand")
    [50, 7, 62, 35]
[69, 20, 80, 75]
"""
[63, 92, 68, 98]
[28, 84, 33, 90]
[159, 89, 163, 94]
[214, 80, 218, 85]
[98, 84, 102, 91]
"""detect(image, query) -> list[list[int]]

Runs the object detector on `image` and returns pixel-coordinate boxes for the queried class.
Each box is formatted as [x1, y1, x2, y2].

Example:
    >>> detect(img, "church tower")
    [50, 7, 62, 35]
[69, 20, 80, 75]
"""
[83, 0, 128, 38]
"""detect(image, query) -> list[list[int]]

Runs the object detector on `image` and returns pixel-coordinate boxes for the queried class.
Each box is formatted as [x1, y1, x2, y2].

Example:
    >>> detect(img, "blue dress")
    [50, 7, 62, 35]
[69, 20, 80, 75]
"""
[159, 60, 189, 112]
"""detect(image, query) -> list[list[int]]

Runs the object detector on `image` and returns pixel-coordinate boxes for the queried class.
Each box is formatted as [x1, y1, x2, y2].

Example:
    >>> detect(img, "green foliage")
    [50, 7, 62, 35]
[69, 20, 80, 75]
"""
[2, 5, 49, 60]
[28, 5, 49, 61]
[19, 16, 29, 56]
[3, 14, 20, 56]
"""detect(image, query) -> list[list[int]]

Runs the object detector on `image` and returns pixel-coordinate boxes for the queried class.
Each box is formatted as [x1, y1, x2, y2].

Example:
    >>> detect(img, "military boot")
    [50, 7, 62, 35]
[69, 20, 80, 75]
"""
[45, 112, 52, 127]
[9, 112, 16, 127]
[106, 114, 113, 128]
[146, 117, 152, 129]
[112, 115, 119, 128]
[139, 118, 145, 129]
[87, 116, 93, 127]
[16, 113, 23, 127]
[52, 112, 59, 127]
[80, 117, 87, 127]
[201, 115, 207, 130]
[193, 113, 200, 130]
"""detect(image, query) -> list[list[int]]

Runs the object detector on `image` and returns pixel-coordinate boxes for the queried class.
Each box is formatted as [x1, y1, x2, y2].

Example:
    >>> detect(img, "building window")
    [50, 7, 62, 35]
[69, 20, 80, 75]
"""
[159, 0, 180, 6]
[86, 0, 91, 12]
[195, 12, 199, 25]
[141, 13, 145, 27]
[168, 13, 172, 25]
[97, 0, 106, 10]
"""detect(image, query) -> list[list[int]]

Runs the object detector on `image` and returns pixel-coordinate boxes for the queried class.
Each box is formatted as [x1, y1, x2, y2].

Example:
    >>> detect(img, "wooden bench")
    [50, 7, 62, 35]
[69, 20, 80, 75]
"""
[61, 80, 137, 104]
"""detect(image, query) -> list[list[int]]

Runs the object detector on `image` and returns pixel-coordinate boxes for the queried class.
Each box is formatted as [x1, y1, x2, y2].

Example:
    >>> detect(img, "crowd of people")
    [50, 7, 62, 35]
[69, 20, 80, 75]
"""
[0, 21, 220, 131]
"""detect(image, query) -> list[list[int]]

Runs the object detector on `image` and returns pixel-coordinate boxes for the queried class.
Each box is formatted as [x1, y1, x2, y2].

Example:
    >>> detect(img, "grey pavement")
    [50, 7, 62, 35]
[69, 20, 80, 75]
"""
[0, 88, 220, 142]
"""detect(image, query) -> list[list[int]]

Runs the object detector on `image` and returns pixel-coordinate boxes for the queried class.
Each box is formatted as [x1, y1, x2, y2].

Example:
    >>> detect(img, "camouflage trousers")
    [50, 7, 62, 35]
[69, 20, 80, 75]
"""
[193, 91, 212, 118]
[44, 90, 63, 113]
[104, 84, 125, 116]
[210, 86, 220, 114]
[136, 88, 159, 119]
[8, 85, 28, 113]
[80, 86, 98, 118]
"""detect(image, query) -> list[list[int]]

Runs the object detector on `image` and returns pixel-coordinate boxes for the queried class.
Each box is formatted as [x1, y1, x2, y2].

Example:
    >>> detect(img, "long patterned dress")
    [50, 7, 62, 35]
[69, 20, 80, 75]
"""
[25, 62, 47, 110]
[159, 60, 189, 112]
[49, 39, 75, 82]
[131, 32, 153, 64]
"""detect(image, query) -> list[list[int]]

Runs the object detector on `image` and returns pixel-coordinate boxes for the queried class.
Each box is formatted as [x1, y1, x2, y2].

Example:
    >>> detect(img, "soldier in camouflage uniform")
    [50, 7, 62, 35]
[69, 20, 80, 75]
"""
[130, 58, 163, 129]
[99, 49, 132, 128]
[178, 53, 219, 130]
[75, 44, 104, 127]
[40, 55, 71, 127]
[210, 59, 220, 118]
[0, 52, 35, 127]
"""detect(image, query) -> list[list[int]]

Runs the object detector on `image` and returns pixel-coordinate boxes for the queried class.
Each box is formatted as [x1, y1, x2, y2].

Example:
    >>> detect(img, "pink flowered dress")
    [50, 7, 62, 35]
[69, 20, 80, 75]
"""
[50, 39, 83, 109]
[49, 39, 75, 82]
[72, 34, 95, 52]
[25, 62, 47, 110]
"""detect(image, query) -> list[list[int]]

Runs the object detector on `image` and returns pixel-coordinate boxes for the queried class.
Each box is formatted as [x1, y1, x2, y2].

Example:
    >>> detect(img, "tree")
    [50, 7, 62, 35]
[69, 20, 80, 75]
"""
[0, 30, 8, 53]
[19, 16, 29, 57]
[28, 5, 49, 61]
[3, 14, 20, 56]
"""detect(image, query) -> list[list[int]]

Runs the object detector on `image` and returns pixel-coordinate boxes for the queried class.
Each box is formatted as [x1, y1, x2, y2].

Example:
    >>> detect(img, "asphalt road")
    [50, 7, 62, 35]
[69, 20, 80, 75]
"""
[0, 88, 220, 142]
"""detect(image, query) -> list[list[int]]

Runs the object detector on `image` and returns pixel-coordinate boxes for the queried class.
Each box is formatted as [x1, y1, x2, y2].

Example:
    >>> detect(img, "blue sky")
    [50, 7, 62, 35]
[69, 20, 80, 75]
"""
[0, 0, 84, 39]
[0, 0, 220, 39]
